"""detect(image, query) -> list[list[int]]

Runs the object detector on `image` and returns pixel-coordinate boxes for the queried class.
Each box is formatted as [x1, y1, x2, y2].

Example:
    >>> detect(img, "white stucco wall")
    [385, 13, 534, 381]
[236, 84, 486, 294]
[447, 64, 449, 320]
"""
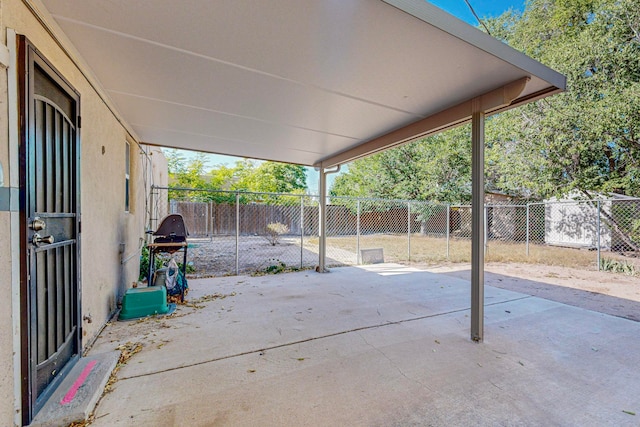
[0, 0, 167, 424]
[544, 199, 612, 249]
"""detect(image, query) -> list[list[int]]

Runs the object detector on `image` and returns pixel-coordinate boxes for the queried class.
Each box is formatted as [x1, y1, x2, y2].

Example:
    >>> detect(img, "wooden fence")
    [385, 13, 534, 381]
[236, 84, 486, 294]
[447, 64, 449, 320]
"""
[172, 200, 460, 238]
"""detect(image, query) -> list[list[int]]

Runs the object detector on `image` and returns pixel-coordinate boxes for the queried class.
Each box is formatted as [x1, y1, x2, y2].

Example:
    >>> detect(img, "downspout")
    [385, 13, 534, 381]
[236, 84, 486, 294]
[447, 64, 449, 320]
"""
[317, 165, 341, 273]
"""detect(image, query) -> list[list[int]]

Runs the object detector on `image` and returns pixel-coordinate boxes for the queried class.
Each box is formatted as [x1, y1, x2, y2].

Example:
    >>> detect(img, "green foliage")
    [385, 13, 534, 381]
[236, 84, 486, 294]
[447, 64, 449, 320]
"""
[180, 262, 196, 275]
[599, 258, 637, 276]
[330, 125, 472, 203]
[611, 203, 640, 246]
[138, 245, 163, 282]
[262, 259, 288, 274]
[221, 159, 307, 194]
[166, 150, 215, 202]
[485, 0, 640, 199]
[331, 1, 639, 205]
[165, 150, 308, 202]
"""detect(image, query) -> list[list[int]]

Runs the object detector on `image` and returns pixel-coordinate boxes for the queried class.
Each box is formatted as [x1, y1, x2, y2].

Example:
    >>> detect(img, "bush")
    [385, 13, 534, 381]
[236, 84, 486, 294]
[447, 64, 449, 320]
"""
[264, 222, 289, 246]
[263, 259, 287, 274]
[138, 245, 163, 282]
[138, 245, 194, 281]
[600, 258, 637, 276]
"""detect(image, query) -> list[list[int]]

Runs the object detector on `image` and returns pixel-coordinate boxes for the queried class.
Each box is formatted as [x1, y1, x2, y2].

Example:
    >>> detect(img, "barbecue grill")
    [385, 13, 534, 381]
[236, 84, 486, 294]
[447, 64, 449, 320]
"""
[147, 214, 189, 301]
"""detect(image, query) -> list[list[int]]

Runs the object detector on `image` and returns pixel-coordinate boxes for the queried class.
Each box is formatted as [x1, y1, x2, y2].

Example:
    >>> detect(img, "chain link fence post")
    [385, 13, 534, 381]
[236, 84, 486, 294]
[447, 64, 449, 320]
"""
[446, 204, 450, 260]
[209, 201, 214, 241]
[597, 200, 601, 271]
[484, 205, 488, 256]
[526, 203, 530, 257]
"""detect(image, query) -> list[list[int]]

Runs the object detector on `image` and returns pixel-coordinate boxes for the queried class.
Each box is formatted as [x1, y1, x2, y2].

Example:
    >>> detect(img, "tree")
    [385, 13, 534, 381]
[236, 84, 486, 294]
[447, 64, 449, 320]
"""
[166, 150, 308, 202]
[329, 126, 473, 231]
[166, 150, 212, 201]
[484, 0, 640, 199]
[253, 162, 307, 194]
[330, 125, 472, 203]
[484, 0, 640, 249]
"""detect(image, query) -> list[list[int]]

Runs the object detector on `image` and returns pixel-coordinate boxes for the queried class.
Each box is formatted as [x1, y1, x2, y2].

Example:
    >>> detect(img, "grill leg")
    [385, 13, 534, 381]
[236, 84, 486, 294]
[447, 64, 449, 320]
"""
[181, 248, 187, 302]
[148, 249, 155, 286]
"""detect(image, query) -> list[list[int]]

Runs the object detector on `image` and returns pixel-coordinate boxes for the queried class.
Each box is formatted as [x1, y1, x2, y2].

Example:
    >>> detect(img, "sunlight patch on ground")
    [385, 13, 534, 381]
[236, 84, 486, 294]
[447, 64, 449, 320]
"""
[356, 263, 424, 276]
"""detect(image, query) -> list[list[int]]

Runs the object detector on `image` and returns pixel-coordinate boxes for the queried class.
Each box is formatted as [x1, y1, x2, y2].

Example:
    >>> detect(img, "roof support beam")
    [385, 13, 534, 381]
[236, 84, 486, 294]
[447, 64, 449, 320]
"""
[316, 77, 529, 169]
[470, 99, 485, 342]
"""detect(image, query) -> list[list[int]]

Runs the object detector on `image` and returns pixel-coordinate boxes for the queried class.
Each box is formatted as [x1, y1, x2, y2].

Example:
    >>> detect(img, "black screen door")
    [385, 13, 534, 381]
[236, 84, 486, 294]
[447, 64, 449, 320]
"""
[18, 36, 81, 423]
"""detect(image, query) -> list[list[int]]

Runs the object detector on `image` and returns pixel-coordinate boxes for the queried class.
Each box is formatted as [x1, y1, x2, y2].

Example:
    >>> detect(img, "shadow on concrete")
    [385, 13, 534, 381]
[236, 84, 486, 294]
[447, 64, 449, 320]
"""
[439, 269, 640, 322]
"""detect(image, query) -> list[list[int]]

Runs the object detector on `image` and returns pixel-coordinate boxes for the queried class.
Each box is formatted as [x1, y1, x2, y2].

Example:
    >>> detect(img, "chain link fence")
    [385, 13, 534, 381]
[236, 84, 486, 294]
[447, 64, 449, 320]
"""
[149, 186, 640, 277]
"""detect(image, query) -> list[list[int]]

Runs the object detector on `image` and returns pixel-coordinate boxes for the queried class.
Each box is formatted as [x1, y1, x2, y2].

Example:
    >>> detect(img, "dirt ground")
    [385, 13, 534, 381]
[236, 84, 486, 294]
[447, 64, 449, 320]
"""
[418, 262, 640, 322]
[185, 236, 348, 277]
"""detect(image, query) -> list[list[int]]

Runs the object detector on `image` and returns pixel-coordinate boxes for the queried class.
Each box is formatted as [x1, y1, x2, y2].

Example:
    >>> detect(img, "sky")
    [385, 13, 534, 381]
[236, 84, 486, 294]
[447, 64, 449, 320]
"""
[430, 0, 525, 25]
[171, 0, 526, 191]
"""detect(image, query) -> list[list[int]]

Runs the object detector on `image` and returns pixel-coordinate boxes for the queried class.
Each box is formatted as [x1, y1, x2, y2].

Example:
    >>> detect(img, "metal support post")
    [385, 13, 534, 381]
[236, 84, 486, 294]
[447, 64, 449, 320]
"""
[235, 192, 240, 275]
[471, 103, 485, 342]
[407, 201, 411, 262]
[597, 200, 601, 271]
[446, 204, 450, 259]
[317, 166, 340, 272]
[356, 199, 361, 264]
[319, 170, 327, 272]
[300, 196, 304, 269]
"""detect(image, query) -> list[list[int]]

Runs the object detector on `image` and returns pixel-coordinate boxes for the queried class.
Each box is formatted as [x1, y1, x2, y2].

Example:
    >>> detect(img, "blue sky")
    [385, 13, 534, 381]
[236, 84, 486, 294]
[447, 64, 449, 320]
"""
[172, 1, 526, 190]
[430, 0, 525, 25]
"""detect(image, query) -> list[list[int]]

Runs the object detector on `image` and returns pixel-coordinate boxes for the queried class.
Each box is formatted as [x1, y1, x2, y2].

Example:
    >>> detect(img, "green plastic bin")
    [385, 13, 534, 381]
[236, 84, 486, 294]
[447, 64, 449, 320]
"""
[118, 285, 173, 320]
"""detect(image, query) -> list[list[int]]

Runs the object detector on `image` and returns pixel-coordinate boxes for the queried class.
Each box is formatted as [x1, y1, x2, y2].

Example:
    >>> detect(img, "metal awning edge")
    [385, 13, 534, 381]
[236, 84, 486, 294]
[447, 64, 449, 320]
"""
[383, 0, 567, 91]
[315, 78, 563, 169]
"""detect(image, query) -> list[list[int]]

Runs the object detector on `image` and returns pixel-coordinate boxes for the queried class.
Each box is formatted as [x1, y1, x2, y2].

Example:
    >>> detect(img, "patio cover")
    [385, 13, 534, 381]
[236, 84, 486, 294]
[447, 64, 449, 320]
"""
[34, 0, 566, 340]
[37, 0, 564, 168]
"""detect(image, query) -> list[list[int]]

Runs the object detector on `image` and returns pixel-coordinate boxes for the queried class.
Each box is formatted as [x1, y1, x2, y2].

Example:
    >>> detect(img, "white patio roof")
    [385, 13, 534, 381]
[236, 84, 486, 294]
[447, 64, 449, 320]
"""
[40, 0, 565, 168]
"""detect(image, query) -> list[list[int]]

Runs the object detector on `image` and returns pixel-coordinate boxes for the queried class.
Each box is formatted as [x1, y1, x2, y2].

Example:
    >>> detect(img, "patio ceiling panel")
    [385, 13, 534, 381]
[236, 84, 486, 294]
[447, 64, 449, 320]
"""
[108, 93, 358, 165]
[39, 0, 565, 167]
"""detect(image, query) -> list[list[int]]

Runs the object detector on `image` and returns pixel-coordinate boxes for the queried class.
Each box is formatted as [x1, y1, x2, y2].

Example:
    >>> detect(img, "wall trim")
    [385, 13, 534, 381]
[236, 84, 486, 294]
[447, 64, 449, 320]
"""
[7, 26, 23, 427]
[0, 187, 19, 211]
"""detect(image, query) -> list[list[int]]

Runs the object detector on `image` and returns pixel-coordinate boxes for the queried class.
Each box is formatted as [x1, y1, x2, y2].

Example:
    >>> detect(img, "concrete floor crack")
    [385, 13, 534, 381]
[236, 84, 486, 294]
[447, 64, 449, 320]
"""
[119, 296, 532, 381]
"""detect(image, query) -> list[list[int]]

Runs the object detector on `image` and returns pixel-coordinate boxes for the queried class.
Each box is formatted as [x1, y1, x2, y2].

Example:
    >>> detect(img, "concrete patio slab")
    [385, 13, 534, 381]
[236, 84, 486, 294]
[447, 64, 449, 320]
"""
[88, 264, 640, 426]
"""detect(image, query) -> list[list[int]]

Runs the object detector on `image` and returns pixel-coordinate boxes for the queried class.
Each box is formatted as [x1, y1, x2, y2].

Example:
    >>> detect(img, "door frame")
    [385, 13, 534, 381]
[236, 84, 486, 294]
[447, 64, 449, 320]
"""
[17, 35, 82, 425]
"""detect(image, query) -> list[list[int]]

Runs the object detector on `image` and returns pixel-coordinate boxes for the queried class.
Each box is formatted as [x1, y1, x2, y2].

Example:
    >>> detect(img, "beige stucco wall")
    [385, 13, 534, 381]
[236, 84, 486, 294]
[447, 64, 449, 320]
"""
[147, 145, 170, 222]
[0, 0, 18, 422]
[148, 146, 169, 191]
[0, 0, 167, 424]
[0, 62, 16, 425]
[0, 215, 15, 426]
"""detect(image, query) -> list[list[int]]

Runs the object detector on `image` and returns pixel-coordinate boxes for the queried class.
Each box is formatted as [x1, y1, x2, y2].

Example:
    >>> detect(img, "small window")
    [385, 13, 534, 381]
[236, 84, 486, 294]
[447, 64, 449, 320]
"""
[125, 141, 130, 212]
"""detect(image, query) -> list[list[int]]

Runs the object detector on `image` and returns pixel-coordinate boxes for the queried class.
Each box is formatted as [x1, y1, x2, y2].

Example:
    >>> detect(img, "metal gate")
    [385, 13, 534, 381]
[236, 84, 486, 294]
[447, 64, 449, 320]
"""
[18, 36, 82, 422]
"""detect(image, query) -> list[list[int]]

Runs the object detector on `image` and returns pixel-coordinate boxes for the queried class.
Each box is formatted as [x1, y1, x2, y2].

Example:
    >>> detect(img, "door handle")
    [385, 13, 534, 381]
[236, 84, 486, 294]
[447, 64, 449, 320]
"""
[32, 233, 55, 246]
[30, 218, 46, 231]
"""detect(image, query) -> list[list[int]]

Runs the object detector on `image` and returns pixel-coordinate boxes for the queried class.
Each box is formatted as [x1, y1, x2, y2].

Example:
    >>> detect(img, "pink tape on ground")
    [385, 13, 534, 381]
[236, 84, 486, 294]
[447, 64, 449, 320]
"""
[61, 360, 97, 405]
